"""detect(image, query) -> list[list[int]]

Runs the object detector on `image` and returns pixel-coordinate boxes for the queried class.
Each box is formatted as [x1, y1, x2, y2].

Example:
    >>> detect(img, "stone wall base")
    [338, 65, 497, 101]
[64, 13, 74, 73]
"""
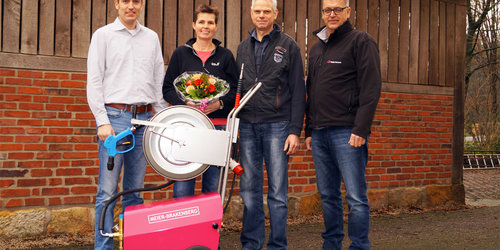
[0, 185, 464, 238]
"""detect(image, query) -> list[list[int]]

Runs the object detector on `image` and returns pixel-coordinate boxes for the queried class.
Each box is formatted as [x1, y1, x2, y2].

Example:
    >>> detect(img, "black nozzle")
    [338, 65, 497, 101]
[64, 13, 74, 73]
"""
[107, 156, 114, 171]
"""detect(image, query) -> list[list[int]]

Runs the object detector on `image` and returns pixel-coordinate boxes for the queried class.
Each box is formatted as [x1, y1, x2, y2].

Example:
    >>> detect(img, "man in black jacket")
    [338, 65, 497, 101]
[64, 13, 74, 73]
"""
[236, 0, 306, 249]
[305, 0, 381, 249]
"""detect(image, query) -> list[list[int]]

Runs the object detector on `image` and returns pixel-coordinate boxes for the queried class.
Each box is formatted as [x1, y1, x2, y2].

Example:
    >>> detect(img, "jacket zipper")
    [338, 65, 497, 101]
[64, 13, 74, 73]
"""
[312, 43, 328, 126]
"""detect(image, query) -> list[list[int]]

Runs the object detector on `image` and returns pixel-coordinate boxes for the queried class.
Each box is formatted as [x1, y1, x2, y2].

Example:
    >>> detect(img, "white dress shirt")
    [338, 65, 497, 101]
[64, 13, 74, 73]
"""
[87, 18, 168, 126]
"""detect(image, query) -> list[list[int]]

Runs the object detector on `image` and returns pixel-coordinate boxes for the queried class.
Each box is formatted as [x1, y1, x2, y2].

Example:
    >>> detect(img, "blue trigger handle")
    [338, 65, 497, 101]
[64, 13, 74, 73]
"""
[103, 128, 135, 157]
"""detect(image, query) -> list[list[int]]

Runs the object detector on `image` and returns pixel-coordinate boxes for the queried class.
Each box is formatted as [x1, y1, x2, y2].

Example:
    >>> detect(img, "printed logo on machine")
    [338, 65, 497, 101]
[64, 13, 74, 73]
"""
[148, 206, 200, 224]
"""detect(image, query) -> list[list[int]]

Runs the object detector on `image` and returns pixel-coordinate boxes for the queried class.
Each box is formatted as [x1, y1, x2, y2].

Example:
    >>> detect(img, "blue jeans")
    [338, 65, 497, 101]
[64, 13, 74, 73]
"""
[94, 105, 152, 250]
[173, 125, 224, 198]
[311, 127, 370, 250]
[239, 122, 289, 250]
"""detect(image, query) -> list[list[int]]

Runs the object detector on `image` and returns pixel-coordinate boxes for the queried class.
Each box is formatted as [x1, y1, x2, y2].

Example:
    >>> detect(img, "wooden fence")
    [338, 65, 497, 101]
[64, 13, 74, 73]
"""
[1, 0, 466, 87]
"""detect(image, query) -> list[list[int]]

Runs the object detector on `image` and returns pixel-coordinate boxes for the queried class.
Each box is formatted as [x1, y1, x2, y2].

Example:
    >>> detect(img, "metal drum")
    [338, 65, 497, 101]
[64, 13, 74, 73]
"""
[143, 106, 214, 180]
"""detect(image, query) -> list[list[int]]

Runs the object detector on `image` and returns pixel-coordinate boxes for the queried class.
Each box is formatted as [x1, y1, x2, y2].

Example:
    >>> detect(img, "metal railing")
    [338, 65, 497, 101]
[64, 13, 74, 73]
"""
[463, 151, 500, 169]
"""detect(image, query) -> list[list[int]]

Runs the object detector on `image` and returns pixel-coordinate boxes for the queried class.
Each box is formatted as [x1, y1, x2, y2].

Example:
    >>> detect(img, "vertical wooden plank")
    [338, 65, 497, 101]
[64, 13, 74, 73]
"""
[242, 0, 253, 40]
[21, 0, 39, 54]
[387, 0, 398, 82]
[72, 0, 91, 58]
[195, 0, 209, 8]
[39, 0, 55, 55]
[452, 3, 466, 185]
[398, 0, 410, 83]
[107, 0, 118, 24]
[350, 0, 357, 28]
[3, 0, 21, 53]
[275, 0, 283, 27]
[92, 0, 107, 34]
[211, 0, 225, 46]
[367, 0, 378, 42]
[307, 0, 320, 59]
[445, 2, 455, 87]
[226, 0, 241, 57]
[55, 0, 71, 57]
[428, 0, 440, 85]
[438, 2, 446, 85]
[164, 0, 178, 64]
[356, 0, 367, 32]
[283, 0, 297, 39]
[408, 0, 420, 83]
[418, 0, 430, 84]
[146, 0, 163, 39]
[296, 0, 307, 69]
[378, 0, 389, 82]
[178, 1, 194, 45]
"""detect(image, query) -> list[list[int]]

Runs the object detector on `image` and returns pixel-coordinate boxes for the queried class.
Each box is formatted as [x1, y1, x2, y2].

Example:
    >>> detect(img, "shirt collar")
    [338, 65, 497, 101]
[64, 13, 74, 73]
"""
[317, 27, 329, 43]
[110, 17, 143, 34]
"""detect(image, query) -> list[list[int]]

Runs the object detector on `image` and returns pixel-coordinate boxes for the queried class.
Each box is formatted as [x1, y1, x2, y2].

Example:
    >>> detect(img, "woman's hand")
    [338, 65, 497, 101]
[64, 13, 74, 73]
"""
[202, 101, 221, 115]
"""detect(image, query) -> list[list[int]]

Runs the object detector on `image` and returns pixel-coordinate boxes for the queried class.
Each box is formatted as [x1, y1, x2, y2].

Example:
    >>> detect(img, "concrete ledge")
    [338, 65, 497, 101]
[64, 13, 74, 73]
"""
[0, 185, 465, 239]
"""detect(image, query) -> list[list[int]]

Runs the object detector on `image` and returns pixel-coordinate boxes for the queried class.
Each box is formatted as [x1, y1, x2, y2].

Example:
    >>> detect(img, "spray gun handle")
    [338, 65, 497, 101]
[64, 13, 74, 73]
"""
[103, 128, 135, 171]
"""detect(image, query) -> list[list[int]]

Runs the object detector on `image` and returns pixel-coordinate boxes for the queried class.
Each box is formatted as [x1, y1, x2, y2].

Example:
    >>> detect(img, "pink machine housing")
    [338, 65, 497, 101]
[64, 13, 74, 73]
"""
[123, 192, 222, 250]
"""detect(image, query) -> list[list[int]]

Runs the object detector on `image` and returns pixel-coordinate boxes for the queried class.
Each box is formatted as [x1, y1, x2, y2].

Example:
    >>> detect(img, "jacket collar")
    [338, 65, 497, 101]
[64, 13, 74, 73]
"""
[184, 37, 222, 48]
[249, 24, 281, 42]
[313, 19, 353, 43]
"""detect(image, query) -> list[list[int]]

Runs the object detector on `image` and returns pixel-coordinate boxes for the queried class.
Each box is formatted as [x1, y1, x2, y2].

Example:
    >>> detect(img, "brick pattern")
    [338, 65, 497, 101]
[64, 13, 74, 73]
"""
[368, 92, 453, 188]
[0, 68, 453, 209]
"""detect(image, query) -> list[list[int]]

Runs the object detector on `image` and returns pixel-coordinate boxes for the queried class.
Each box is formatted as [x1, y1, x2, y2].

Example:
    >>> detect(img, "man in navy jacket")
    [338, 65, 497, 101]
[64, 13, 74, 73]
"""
[236, 0, 306, 249]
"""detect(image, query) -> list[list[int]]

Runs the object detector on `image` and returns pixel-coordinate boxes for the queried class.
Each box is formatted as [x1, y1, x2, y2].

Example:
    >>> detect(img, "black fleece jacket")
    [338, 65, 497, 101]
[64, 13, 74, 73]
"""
[162, 38, 238, 118]
[305, 20, 381, 139]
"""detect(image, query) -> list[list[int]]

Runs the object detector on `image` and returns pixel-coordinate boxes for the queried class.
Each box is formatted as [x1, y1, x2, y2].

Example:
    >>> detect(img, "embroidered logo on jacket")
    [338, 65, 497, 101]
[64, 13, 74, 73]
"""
[326, 60, 342, 64]
[274, 46, 287, 63]
[211, 62, 220, 66]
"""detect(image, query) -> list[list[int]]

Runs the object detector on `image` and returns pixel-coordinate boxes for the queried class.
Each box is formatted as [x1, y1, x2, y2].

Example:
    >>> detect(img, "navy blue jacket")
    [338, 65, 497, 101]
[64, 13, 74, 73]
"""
[236, 24, 306, 136]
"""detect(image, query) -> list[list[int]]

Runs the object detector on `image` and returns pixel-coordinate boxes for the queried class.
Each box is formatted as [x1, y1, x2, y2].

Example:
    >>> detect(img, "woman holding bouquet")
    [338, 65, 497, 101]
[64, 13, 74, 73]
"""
[162, 4, 238, 198]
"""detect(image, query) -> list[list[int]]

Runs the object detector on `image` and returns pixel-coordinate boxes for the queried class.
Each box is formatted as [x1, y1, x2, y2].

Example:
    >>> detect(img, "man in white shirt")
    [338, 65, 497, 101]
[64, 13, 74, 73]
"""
[86, 0, 167, 249]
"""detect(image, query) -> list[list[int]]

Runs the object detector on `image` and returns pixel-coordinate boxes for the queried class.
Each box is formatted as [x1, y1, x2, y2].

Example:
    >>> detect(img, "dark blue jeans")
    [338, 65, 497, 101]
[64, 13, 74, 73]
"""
[239, 121, 289, 250]
[94, 105, 152, 250]
[173, 125, 224, 198]
[311, 127, 370, 250]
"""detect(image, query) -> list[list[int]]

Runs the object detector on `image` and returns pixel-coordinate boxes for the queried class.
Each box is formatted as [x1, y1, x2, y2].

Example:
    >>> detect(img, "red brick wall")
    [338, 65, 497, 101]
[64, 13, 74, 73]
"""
[0, 68, 453, 209]
[368, 92, 453, 188]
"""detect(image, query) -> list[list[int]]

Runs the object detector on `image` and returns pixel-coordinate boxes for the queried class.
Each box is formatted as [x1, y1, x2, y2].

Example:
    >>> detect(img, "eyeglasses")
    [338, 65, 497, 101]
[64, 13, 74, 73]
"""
[321, 7, 348, 16]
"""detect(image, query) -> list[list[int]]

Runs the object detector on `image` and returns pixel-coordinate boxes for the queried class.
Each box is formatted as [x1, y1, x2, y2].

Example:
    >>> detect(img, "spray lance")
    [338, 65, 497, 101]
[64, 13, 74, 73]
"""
[228, 63, 245, 175]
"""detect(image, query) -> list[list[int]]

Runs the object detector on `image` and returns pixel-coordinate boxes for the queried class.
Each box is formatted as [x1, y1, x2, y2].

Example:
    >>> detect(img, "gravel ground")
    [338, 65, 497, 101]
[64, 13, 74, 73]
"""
[2, 170, 498, 249]
[2, 204, 499, 250]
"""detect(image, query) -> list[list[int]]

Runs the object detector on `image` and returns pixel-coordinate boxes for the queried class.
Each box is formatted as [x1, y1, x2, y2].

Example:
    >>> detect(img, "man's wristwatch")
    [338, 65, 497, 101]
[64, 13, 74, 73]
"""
[218, 100, 224, 110]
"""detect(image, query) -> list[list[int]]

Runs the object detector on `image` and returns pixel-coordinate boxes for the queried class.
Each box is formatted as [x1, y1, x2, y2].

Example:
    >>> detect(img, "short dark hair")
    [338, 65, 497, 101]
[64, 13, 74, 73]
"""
[194, 4, 219, 24]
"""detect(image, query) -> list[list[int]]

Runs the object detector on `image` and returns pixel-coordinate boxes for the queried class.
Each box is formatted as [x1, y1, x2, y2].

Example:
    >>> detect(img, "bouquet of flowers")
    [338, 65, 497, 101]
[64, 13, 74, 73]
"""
[173, 72, 230, 111]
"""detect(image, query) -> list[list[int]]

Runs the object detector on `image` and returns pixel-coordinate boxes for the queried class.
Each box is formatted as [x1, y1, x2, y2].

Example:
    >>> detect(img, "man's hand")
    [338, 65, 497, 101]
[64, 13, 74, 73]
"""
[305, 136, 312, 150]
[97, 124, 115, 142]
[284, 134, 300, 155]
[348, 133, 366, 148]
